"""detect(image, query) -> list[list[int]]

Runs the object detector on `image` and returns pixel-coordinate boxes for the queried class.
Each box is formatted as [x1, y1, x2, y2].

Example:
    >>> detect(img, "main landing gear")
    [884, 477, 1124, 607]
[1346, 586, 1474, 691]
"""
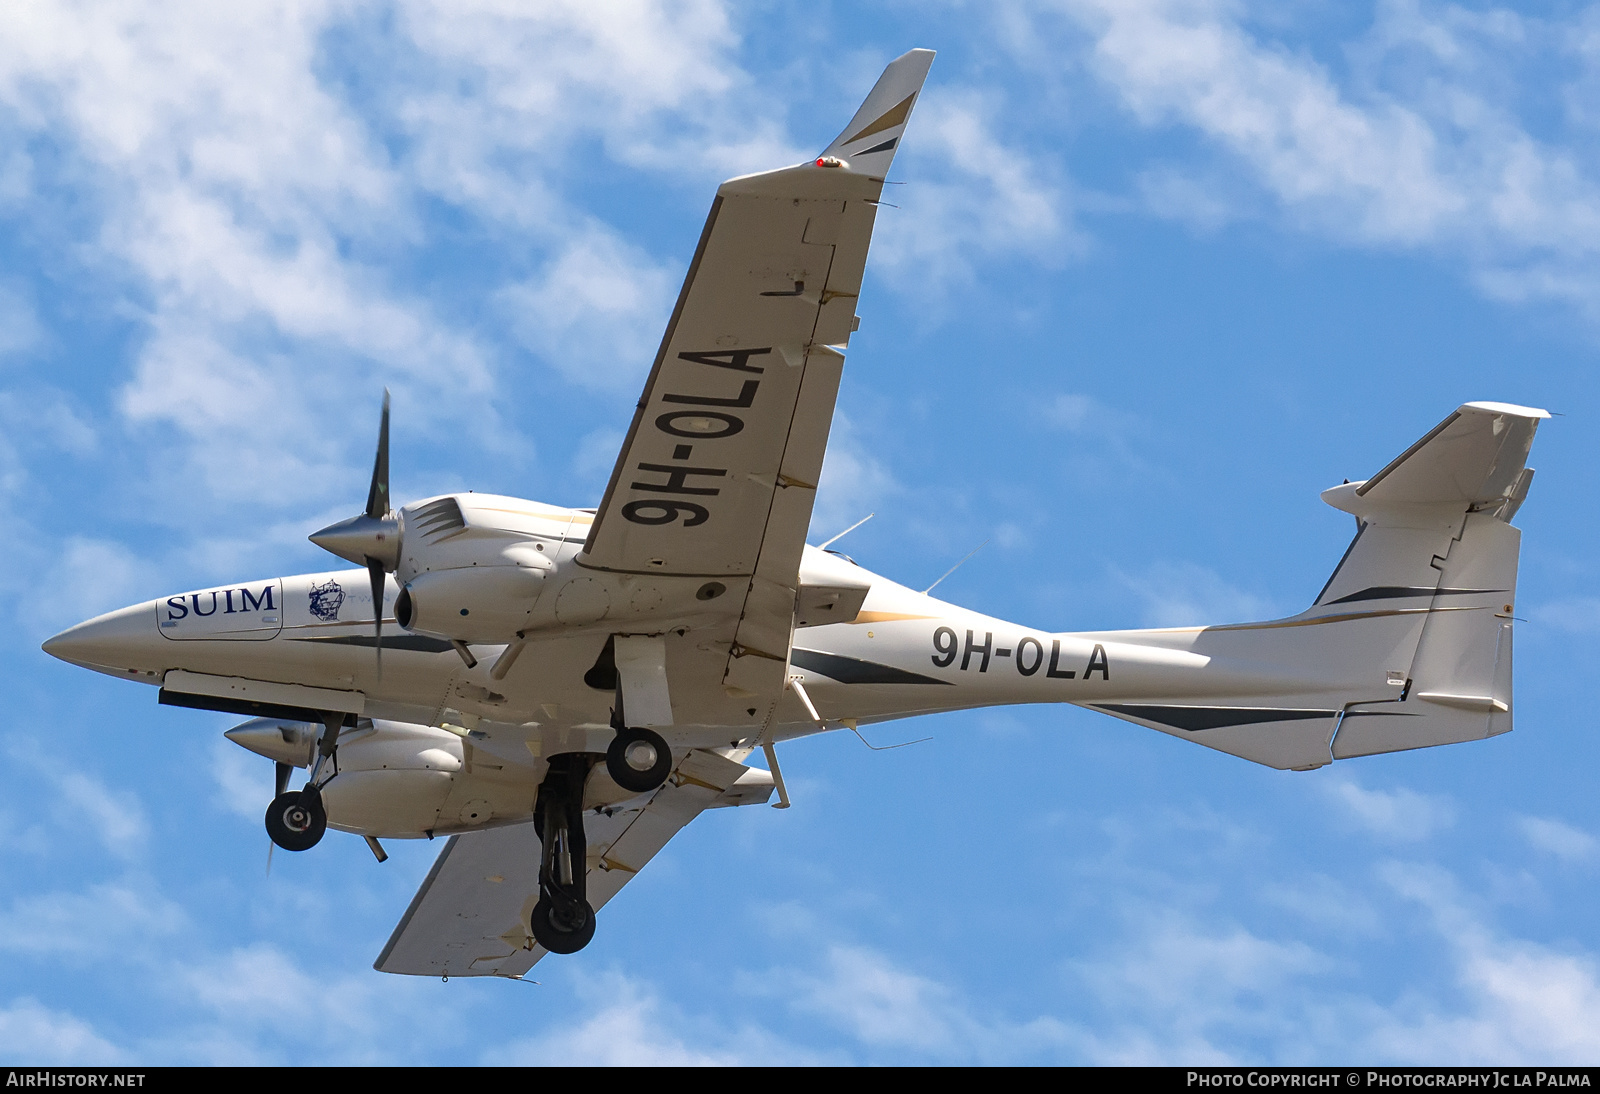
[529, 688, 676, 954]
[530, 754, 597, 954]
[604, 682, 672, 794]
[265, 712, 346, 853]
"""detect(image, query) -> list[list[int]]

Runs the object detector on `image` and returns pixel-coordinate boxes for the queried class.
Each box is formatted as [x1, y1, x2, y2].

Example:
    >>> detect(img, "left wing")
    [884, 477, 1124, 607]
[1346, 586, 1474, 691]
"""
[374, 750, 773, 978]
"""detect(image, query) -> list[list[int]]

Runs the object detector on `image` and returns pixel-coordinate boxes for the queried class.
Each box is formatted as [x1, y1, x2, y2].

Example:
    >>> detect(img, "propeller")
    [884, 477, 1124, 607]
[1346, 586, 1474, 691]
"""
[309, 390, 401, 677]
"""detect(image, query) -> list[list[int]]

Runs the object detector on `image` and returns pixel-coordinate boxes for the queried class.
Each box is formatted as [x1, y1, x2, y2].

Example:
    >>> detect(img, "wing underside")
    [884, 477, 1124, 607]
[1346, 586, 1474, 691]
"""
[576, 50, 934, 713]
[374, 749, 773, 977]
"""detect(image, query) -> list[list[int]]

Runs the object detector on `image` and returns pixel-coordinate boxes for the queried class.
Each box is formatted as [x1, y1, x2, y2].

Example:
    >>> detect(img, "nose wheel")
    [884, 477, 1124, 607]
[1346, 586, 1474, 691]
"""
[266, 788, 326, 852]
[530, 753, 597, 954]
[263, 712, 345, 853]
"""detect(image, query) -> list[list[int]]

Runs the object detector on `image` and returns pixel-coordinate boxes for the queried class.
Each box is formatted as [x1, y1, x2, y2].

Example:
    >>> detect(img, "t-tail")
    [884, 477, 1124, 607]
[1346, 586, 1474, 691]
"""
[1083, 402, 1547, 771]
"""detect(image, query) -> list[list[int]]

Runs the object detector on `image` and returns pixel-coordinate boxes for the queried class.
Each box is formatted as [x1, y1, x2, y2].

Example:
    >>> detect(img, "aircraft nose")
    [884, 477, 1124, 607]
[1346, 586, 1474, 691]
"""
[41, 601, 157, 670]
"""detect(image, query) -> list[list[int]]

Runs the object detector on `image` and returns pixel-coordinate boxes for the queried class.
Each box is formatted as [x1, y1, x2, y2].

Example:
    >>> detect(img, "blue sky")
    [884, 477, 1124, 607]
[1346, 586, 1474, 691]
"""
[3, 0, 1599, 1065]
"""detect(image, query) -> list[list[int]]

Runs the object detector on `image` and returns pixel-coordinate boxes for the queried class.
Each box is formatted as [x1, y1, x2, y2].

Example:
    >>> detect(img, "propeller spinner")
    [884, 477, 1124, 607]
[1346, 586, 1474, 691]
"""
[309, 391, 400, 675]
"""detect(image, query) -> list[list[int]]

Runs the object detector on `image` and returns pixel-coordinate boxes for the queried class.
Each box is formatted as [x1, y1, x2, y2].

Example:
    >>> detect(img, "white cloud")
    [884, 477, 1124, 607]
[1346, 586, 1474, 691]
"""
[812, 411, 898, 542]
[0, 998, 123, 1064]
[1516, 815, 1597, 863]
[212, 735, 272, 823]
[389, 0, 791, 214]
[498, 227, 675, 392]
[488, 970, 757, 1066]
[0, 882, 182, 960]
[18, 536, 153, 636]
[1069, 912, 1331, 1065]
[873, 88, 1076, 290]
[1048, 0, 1600, 316]
[53, 772, 148, 859]
[1040, 392, 1099, 431]
[0, 281, 42, 358]
[1324, 779, 1456, 841]
[789, 944, 1069, 1062]
[1373, 862, 1600, 1062]
[1261, 872, 1384, 937]
[1112, 560, 1277, 627]
[0, 1, 493, 517]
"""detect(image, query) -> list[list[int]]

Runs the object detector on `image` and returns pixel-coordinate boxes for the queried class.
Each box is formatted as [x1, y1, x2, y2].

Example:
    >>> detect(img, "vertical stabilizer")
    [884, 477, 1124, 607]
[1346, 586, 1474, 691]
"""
[1084, 402, 1546, 770]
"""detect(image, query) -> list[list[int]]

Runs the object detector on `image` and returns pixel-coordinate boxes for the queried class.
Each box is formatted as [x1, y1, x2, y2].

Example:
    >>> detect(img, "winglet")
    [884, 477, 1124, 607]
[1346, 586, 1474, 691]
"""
[819, 48, 935, 179]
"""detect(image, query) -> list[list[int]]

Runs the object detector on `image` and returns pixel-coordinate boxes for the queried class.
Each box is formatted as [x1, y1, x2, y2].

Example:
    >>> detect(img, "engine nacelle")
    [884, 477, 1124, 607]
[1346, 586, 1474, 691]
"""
[227, 717, 541, 839]
[395, 556, 550, 644]
[392, 493, 575, 643]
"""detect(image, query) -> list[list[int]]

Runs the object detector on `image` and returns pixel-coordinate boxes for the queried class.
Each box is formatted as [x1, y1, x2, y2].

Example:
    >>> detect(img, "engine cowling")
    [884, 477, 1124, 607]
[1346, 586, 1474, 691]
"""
[391, 494, 578, 644]
[228, 717, 540, 838]
[394, 549, 551, 644]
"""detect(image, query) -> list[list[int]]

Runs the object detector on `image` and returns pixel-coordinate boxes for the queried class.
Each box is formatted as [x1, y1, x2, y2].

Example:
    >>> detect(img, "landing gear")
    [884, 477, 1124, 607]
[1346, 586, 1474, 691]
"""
[530, 753, 597, 954]
[265, 789, 326, 851]
[264, 712, 346, 853]
[530, 896, 596, 954]
[605, 726, 671, 793]
[604, 680, 672, 793]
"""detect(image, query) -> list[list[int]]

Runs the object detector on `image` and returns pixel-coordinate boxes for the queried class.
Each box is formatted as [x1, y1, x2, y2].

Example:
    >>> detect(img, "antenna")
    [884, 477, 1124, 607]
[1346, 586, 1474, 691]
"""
[818, 512, 874, 551]
[923, 539, 988, 595]
[845, 721, 931, 751]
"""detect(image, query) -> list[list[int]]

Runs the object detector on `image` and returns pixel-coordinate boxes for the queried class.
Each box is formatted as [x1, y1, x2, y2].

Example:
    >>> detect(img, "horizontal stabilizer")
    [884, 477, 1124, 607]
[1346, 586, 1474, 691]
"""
[1321, 402, 1547, 524]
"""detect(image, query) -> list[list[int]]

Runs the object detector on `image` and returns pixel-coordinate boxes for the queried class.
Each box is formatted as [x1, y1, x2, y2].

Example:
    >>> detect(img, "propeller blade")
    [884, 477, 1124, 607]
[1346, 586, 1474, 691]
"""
[367, 556, 386, 679]
[365, 389, 390, 520]
[309, 390, 401, 570]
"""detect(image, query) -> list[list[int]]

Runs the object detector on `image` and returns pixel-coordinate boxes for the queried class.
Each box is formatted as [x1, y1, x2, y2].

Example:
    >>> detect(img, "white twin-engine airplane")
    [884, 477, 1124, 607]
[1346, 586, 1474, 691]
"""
[44, 50, 1547, 976]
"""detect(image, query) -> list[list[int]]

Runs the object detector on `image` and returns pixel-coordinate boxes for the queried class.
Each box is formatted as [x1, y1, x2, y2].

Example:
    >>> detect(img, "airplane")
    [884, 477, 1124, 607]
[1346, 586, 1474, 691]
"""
[41, 48, 1548, 978]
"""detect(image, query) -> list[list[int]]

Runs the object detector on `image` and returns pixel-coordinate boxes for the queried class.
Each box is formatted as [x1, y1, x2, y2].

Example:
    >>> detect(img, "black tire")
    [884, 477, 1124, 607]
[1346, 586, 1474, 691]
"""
[530, 897, 596, 954]
[606, 726, 672, 792]
[265, 789, 326, 852]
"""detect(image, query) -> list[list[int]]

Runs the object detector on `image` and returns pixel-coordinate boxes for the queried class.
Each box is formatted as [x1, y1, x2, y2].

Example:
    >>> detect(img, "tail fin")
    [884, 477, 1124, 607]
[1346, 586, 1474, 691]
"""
[1091, 402, 1547, 771]
[1314, 401, 1544, 762]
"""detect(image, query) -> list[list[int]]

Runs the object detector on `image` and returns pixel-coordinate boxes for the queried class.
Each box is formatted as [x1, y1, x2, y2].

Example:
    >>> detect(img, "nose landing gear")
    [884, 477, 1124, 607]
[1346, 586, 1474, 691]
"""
[530, 753, 598, 954]
[265, 789, 326, 851]
[264, 712, 347, 853]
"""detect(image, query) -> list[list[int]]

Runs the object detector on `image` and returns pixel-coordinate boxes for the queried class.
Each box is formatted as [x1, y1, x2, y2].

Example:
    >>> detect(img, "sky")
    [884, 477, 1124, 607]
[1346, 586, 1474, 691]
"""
[2, 0, 1600, 1066]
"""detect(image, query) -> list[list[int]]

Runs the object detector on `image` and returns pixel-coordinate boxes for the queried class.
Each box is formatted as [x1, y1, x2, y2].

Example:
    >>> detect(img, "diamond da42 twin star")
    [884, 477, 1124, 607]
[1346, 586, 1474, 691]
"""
[43, 50, 1548, 974]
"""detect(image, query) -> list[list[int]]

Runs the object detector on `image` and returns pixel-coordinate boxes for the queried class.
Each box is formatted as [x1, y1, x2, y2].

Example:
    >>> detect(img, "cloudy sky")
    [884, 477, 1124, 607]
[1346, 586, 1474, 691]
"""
[4, 0, 1600, 1065]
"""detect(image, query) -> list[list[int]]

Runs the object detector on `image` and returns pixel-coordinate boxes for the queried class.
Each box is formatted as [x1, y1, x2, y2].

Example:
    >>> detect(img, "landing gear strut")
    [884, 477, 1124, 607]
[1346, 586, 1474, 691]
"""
[265, 712, 345, 853]
[530, 754, 597, 954]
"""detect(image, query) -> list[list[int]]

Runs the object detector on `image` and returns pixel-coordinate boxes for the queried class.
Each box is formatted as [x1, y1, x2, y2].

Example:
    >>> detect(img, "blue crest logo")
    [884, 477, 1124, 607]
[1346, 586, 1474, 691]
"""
[308, 579, 345, 622]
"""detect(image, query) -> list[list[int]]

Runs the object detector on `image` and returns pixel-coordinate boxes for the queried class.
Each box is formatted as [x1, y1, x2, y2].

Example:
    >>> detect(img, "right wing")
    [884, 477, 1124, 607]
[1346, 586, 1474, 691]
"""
[373, 749, 773, 978]
[577, 49, 934, 706]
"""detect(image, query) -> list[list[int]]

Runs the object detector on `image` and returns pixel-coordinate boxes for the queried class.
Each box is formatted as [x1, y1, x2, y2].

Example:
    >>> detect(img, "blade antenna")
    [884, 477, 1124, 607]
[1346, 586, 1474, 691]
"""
[922, 538, 988, 595]
[817, 512, 873, 552]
